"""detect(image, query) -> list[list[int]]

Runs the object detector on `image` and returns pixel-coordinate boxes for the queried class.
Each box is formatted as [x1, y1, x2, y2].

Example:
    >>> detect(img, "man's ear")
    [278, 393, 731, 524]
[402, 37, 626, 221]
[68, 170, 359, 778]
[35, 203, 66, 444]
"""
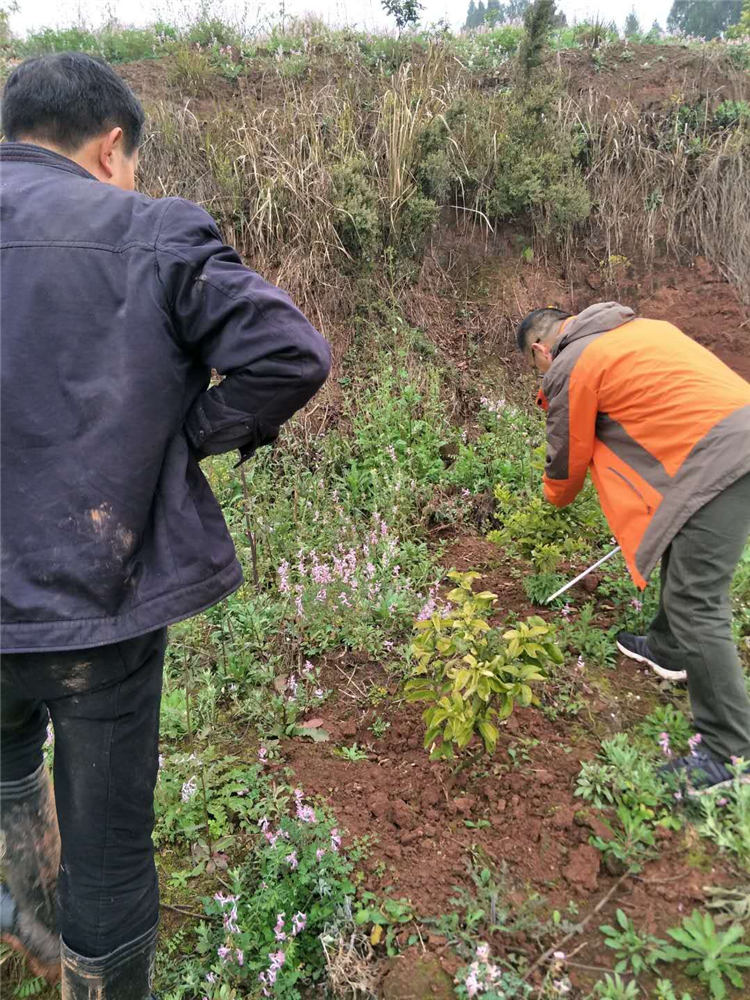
[98, 126, 124, 178]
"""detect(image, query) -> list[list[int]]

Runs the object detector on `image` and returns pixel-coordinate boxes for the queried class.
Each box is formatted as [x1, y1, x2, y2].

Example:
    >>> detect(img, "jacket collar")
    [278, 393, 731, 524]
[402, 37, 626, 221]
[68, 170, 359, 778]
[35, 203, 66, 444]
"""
[552, 301, 636, 358]
[0, 142, 96, 181]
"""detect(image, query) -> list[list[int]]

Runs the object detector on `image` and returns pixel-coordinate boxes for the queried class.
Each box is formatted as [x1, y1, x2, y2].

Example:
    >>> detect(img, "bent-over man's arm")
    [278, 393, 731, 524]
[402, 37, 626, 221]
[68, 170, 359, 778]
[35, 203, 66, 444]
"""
[156, 198, 331, 462]
[541, 365, 598, 507]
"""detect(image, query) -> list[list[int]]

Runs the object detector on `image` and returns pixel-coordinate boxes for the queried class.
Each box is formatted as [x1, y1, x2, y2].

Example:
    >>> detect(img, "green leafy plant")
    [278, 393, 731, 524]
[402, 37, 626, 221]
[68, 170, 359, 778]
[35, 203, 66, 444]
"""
[653, 980, 693, 1000]
[660, 910, 750, 999]
[333, 743, 370, 761]
[154, 748, 268, 851]
[592, 973, 640, 999]
[354, 893, 415, 954]
[639, 704, 693, 756]
[167, 802, 356, 1000]
[697, 757, 750, 867]
[405, 572, 561, 759]
[369, 716, 391, 738]
[599, 908, 667, 975]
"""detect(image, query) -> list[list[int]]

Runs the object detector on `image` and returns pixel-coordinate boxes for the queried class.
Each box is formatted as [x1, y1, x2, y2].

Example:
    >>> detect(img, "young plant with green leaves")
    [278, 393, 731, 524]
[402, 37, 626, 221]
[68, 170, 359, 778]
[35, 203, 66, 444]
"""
[599, 908, 667, 975]
[592, 973, 640, 1000]
[405, 571, 562, 759]
[660, 910, 750, 999]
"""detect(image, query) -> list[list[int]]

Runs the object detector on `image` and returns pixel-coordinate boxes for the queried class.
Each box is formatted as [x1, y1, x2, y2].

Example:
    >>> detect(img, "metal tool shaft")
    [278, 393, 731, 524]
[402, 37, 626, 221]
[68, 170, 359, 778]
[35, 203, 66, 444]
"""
[544, 545, 621, 604]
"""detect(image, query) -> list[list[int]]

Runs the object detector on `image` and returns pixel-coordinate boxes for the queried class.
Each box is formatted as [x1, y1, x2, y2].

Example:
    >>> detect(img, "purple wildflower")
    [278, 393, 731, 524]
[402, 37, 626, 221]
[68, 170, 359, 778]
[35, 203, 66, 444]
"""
[688, 733, 702, 754]
[658, 732, 672, 756]
[292, 912, 307, 936]
[285, 850, 299, 870]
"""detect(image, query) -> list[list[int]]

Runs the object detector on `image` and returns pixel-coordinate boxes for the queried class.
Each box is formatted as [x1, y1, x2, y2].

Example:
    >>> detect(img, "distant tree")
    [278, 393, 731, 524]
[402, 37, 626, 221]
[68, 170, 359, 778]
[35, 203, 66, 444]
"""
[624, 9, 641, 37]
[518, 0, 557, 78]
[666, 1, 742, 39]
[727, 0, 750, 38]
[476, 1, 487, 27]
[645, 18, 663, 40]
[465, 1, 478, 29]
[381, 0, 423, 32]
[552, 9, 567, 27]
[486, 0, 502, 26]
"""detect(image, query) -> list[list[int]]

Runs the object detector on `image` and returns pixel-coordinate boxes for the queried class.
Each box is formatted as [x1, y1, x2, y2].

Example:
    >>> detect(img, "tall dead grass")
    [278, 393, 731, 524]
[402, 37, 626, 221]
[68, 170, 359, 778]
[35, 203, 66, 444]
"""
[570, 91, 750, 301]
[138, 54, 750, 326]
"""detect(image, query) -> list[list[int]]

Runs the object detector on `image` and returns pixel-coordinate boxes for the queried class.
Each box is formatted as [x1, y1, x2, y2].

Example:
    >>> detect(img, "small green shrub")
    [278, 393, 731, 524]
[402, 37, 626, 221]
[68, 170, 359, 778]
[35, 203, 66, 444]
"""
[163, 801, 354, 999]
[405, 571, 562, 759]
[713, 100, 750, 128]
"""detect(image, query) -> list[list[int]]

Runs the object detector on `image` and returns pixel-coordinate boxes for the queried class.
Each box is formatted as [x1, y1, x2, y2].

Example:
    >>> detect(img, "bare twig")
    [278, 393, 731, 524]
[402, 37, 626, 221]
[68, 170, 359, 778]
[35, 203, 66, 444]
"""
[522, 869, 635, 983]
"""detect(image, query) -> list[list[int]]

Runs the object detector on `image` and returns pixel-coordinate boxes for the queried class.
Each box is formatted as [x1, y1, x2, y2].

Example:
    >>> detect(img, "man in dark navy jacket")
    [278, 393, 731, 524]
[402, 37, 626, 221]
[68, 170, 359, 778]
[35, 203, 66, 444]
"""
[0, 53, 330, 996]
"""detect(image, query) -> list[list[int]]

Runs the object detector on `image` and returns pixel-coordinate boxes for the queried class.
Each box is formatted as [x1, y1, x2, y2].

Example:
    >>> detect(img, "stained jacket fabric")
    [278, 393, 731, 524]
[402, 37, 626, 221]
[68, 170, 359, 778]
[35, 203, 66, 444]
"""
[536, 302, 750, 588]
[0, 143, 331, 652]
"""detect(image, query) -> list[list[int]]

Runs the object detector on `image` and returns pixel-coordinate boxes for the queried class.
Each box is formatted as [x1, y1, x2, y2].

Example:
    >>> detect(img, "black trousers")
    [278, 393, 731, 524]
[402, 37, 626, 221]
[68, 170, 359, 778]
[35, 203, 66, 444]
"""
[1, 629, 166, 957]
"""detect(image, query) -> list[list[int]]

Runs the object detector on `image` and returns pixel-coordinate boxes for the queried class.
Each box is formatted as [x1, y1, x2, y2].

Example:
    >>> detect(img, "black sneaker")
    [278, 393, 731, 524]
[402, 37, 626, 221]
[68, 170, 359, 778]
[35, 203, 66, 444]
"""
[660, 749, 749, 797]
[616, 632, 687, 682]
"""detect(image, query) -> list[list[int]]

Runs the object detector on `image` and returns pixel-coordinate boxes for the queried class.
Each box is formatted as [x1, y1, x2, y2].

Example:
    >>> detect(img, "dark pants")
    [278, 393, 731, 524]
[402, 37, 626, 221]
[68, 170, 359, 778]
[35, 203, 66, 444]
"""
[647, 473, 750, 762]
[0, 629, 166, 957]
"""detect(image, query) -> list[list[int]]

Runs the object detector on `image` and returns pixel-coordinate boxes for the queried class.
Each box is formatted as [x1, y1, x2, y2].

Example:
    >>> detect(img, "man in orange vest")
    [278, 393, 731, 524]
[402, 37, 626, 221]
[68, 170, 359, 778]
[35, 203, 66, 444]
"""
[517, 302, 750, 793]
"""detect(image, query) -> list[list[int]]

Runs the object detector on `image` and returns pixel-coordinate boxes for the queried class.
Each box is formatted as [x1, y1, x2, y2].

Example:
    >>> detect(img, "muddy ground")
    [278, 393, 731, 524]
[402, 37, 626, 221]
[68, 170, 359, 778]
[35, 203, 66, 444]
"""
[284, 536, 744, 997]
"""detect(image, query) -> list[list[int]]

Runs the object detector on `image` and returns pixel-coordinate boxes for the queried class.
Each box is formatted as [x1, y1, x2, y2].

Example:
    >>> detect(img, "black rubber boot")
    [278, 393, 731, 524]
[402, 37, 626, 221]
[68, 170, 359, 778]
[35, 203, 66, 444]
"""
[61, 921, 158, 999]
[0, 762, 61, 982]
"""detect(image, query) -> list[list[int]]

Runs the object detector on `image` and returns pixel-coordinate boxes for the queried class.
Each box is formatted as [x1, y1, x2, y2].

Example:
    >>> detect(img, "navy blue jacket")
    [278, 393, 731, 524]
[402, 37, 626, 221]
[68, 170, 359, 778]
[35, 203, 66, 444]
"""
[0, 143, 330, 652]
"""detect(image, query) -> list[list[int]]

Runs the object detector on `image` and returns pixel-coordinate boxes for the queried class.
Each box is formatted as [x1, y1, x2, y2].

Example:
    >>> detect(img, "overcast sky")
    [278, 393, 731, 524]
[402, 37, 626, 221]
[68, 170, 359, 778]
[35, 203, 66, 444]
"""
[9, 0, 678, 37]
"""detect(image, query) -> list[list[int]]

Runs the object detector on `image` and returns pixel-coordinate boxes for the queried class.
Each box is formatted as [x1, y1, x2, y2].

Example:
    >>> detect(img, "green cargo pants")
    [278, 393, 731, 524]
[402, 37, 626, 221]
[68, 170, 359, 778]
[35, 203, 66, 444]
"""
[646, 472, 750, 762]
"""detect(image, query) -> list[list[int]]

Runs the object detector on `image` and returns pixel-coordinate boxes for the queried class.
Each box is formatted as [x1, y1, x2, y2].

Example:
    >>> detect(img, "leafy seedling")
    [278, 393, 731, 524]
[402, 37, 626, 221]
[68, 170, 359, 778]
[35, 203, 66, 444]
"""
[661, 909, 750, 999]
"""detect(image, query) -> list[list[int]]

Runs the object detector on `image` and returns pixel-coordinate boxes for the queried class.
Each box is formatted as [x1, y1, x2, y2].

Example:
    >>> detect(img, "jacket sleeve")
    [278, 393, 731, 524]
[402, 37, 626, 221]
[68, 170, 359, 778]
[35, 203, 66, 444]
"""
[155, 198, 331, 461]
[542, 366, 598, 508]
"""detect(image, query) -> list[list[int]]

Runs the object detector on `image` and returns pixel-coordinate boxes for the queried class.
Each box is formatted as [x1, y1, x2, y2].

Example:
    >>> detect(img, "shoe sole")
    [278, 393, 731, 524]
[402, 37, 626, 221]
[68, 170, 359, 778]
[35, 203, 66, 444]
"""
[616, 640, 687, 682]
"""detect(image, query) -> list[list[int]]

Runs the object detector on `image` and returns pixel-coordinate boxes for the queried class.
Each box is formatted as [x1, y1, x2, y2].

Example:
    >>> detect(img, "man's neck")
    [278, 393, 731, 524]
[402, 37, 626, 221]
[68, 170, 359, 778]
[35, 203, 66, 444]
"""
[17, 137, 100, 180]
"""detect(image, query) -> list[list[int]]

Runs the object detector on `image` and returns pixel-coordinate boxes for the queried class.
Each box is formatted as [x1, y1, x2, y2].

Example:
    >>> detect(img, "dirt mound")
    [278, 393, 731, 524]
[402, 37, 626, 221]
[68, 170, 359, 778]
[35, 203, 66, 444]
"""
[638, 257, 750, 380]
[558, 42, 748, 111]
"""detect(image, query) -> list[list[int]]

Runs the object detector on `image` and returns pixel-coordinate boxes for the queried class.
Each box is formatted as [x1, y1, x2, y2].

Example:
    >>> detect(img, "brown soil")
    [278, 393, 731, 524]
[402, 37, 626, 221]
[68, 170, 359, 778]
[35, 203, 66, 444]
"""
[558, 42, 747, 111]
[411, 219, 750, 382]
[285, 533, 740, 995]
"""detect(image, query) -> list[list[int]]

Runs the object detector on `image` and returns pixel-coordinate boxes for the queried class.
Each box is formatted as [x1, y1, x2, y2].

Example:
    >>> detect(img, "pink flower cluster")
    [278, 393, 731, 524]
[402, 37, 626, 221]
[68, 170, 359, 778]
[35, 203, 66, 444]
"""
[259, 815, 290, 848]
[275, 513, 404, 624]
[294, 787, 317, 824]
[463, 942, 504, 997]
[214, 893, 240, 934]
[259, 949, 286, 996]
[259, 912, 307, 995]
[417, 584, 448, 621]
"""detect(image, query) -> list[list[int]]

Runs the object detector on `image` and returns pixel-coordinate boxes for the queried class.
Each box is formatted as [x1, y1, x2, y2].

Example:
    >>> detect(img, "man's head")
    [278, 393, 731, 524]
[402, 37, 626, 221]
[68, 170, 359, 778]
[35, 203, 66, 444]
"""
[516, 307, 572, 373]
[2, 52, 145, 190]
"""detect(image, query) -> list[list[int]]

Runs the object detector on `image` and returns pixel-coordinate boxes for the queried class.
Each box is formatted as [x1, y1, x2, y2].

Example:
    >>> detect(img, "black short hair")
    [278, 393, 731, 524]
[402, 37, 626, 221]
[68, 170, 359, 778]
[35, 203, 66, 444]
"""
[516, 308, 572, 352]
[2, 52, 145, 155]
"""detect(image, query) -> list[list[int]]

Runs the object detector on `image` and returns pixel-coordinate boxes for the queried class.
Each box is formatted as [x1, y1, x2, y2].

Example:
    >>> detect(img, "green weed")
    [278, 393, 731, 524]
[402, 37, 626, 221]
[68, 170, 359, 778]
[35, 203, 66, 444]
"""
[599, 907, 667, 975]
[661, 909, 750, 999]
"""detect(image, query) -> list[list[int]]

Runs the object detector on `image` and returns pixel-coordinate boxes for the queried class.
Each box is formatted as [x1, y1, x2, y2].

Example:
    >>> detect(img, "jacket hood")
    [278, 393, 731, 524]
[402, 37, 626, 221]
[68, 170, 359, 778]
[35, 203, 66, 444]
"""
[553, 301, 635, 357]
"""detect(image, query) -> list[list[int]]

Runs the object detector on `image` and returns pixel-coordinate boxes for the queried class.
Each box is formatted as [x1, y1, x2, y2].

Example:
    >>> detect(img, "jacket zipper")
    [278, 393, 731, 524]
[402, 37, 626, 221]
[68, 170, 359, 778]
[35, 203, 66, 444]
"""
[608, 466, 653, 514]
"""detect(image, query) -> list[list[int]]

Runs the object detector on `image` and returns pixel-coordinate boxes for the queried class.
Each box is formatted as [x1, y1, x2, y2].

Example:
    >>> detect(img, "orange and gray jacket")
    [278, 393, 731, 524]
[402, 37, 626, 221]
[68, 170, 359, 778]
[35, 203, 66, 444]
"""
[536, 302, 750, 588]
